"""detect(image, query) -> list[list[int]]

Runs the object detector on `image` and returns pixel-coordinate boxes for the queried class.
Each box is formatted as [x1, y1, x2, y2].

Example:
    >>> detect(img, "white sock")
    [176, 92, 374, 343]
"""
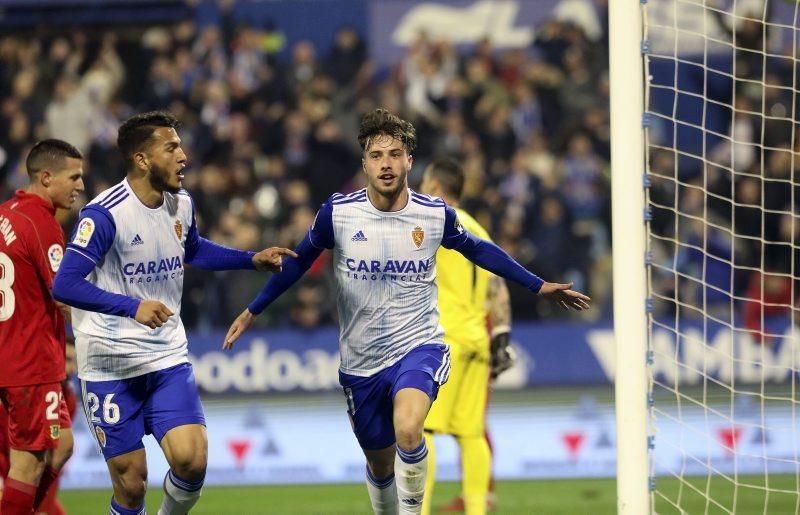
[366, 466, 398, 515]
[157, 470, 203, 515]
[395, 440, 428, 514]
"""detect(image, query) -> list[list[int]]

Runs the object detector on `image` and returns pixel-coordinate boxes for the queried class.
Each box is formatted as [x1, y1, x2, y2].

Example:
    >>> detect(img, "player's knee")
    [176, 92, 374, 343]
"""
[170, 450, 207, 481]
[394, 422, 424, 451]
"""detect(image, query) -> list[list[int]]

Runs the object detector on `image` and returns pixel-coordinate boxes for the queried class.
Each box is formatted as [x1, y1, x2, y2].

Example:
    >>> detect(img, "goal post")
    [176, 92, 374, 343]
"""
[614, 0, 800, 512]
[610, 0, 650, 513]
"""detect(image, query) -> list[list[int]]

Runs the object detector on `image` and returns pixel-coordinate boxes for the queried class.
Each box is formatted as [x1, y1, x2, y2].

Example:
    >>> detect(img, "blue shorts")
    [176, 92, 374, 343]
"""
[80, 363, 206, 460]
[339, 343, 450, 450]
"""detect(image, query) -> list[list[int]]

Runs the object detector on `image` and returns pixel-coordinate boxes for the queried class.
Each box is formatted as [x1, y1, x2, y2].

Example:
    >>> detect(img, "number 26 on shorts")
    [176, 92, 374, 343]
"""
[85, 392, 121, 424]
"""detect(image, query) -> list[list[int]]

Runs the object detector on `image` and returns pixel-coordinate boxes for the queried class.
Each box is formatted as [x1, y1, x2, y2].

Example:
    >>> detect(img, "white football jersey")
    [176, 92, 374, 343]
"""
[309, 188, 467, 376]
[66, 179, 193, 380]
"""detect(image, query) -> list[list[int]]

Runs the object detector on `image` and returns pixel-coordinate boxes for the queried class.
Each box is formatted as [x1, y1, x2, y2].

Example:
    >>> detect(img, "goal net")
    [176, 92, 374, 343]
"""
[643, 0, 799, 512]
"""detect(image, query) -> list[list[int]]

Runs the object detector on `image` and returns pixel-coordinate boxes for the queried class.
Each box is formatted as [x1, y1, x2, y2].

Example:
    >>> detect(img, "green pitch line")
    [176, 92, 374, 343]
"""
[59, 476, 799, 514]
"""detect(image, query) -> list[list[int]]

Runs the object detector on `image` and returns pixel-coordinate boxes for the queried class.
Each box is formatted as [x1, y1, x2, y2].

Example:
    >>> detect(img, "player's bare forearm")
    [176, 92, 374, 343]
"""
[487, 275, 511, 336]
[223, 308, 255, 349]
[537, 281, 591, 311]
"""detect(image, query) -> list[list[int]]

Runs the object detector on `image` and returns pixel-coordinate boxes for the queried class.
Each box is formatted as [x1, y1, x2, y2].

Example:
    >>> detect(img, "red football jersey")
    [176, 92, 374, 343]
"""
[0, 190, 66, 387]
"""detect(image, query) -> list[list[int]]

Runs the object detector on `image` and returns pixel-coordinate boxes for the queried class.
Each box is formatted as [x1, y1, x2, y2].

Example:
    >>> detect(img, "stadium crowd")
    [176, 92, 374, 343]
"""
[0, 2, 614, 330]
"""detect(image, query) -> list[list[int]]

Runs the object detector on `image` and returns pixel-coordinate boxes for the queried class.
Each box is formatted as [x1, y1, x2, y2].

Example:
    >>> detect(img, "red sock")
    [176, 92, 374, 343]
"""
[1, 477, 36, 514]
[32, 466, 58, 511]
[35, 469, 62, 514]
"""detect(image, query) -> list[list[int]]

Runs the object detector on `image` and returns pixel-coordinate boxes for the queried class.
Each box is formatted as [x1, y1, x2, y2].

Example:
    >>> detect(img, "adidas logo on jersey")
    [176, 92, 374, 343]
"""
[351, 230, 368, 242]
[130, 234, 144, 246]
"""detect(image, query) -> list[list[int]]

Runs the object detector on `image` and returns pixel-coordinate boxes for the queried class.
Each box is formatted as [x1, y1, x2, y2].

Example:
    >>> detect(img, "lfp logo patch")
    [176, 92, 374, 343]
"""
[47, 244, 63, 272]
[73, 218, 95, 248]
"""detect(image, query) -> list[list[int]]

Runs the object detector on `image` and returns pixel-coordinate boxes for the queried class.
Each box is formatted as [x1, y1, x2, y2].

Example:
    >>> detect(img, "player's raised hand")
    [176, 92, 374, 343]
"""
[135, 300, 174, 329]
[537, 282, 592, 311]
[224, 308, 256, 349]
[252, 247, 299, 272]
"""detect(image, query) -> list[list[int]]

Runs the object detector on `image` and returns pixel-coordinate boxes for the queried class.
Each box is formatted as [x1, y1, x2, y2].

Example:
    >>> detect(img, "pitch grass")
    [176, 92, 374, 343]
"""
[59, 475, 800, 514]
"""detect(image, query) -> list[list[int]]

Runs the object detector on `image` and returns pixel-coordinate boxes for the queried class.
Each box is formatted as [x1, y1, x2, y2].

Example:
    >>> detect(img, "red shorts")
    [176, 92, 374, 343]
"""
[0, 382, 72, 452]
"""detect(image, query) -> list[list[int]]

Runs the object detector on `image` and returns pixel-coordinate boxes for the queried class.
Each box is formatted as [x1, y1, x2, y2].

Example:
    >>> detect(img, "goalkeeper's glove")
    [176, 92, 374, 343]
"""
[490, 331, 515, 380]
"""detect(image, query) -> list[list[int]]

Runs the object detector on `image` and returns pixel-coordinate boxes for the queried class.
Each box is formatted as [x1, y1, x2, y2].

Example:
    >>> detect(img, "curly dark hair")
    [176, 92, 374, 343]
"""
[357, 108, 417, 154]
[117, 111, 181, 163]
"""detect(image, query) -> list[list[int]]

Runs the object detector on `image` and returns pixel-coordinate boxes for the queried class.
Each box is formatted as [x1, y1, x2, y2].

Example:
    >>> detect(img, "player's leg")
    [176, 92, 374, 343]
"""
[340, 369, 398, 514]
[33, 392, 74, 512]
[36, 381, 77, 515]
[451, 352, 491, 515]
[1, 384, 62, 515]
[391, 344, 451, 514]
[106, 449, 148, 514]
[145, 363, 207, 515]
[363, 446, 399, 515]
[81, 376, 149, 513]
[421, 343, 467, 515]
[420, 432, 436, 515]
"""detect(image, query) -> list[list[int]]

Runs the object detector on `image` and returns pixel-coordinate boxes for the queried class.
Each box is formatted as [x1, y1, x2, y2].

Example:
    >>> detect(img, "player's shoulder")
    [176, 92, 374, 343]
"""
[409, 189, 446, 209]
[328, 189, 367, 207]
[454, 208, 489, 238]
[0, 192, 58, 234]
[86, 180, 131, 215]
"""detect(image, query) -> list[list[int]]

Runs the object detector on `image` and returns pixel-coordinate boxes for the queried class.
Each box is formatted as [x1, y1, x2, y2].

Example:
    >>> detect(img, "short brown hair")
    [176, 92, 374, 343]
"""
[425, 158, 464, 199]
[358, 108, 417, 154]
[26, 139, 83, 178]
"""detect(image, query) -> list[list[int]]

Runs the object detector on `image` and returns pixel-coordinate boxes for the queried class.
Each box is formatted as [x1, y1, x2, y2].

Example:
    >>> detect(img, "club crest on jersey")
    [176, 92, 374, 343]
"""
[73, 218, 95, 248]
[95, 426, 106, 447]
[174, 220, 183, 240]
[49, 424, 60, 440]
[412, 226, 424, 248]
[47, 244, 63, 272]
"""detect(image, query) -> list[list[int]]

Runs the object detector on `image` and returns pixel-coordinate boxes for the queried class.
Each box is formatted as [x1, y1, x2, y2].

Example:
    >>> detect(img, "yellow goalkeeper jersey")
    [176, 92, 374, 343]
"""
[436, 207, 492, 353]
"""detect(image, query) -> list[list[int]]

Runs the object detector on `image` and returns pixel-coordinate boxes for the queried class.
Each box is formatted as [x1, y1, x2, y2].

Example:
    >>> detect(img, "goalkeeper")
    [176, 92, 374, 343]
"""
[419, 159, 515, 515]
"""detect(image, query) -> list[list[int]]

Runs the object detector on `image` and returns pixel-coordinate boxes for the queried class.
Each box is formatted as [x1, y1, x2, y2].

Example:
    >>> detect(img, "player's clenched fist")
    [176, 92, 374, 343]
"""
[135, 300, 174, 329]
[252, 247, 298, 272]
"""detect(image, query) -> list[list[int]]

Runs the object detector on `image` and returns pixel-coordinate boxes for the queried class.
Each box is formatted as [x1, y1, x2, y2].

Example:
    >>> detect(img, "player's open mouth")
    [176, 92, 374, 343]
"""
[379, 174, 395, 183]
[177, 172, 185, 180]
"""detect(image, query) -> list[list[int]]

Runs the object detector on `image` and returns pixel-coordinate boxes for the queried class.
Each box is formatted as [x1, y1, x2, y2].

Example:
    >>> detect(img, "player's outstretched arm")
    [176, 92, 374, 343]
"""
[251, 247, 299, 272]
[222, 233, 324, 349]
[537, 281, 591, 311]
[184, 234, 297, 273]
[223, 308, 255, 349]
[449, 231, 591, 311]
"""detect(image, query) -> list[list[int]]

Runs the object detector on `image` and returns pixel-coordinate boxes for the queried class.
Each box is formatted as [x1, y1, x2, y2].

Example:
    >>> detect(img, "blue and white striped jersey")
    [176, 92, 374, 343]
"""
[66, 179, 194, 380]
[309, 188, 468, 376]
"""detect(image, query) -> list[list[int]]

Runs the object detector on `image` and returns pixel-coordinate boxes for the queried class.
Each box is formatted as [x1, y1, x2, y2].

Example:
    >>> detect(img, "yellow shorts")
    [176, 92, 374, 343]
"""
[424, 342, 490, 437]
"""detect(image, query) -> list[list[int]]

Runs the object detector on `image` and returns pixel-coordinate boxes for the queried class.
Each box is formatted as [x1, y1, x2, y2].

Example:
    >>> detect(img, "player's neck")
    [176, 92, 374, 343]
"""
[25, 183, 54, 208]
[128, 174, 164, 208]
[367, 186, 409, 212]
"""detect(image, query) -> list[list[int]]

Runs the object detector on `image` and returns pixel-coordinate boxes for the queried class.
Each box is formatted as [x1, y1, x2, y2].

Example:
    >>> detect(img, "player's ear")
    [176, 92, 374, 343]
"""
[134, 152, 149, 171]
[40, 169, 52, 187]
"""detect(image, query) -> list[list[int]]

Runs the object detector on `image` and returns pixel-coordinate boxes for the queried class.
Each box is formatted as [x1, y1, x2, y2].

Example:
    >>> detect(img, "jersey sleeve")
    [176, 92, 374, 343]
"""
[66, 205, 116, 264]
[308, 199, 335, 249]
[25, 217, 63, 289]
[441, 204, 469, 249]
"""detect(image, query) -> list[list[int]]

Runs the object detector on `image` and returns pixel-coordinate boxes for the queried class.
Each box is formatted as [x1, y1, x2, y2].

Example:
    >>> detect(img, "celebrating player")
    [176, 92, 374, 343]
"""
[52, 111, 296, 515]
[419, 158, 513, 515]
[224, 108, 591, 514]
[0, 140, 84, 515]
